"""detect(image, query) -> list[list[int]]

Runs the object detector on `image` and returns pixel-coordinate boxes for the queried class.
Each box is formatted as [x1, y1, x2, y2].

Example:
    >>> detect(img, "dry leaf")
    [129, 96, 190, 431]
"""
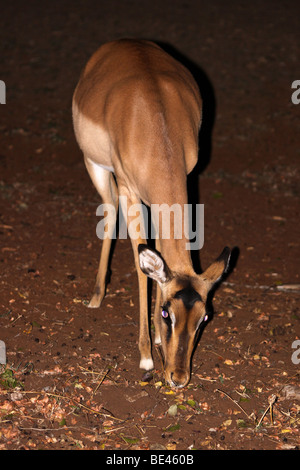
[167, 404, 178, 416]
[224, 359, 234, 366]
[166, 443, 177, 450]
[222, 419, 232, 427]
[280, 385, 300, 401]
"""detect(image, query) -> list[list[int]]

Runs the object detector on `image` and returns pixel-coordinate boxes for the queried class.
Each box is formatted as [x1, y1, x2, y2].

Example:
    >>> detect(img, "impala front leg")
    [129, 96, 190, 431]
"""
[135, 262, 154, 371]
[119, 189, 154, 371]
[153, 238, 162, 346]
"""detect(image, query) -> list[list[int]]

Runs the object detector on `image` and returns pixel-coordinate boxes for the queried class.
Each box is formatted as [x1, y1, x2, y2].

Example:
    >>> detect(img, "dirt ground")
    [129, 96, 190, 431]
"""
[0, 0, 299, 451]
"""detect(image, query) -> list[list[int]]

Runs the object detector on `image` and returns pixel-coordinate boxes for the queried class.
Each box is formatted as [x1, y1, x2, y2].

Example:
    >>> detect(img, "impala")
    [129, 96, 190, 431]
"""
[72, 39, 231, 388]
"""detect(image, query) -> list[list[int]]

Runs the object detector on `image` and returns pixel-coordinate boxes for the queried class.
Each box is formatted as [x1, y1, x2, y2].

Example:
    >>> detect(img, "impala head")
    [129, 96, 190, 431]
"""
[138, 244, 231, 388]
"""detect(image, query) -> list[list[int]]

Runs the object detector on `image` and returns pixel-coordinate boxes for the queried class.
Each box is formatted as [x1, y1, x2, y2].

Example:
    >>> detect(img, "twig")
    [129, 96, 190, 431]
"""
[135, 424, 145, 436]
[255, 373, 299, 428]
[256, 394, 277, 428]
[10, 314, 22, 324]
[223, 281, 300, 293]
[77, 365, 99, 374]
[93, 367, 110, 396]
[215, 388, 254, 421]
[77, 364, 116, 384]
[18, 426, 80, 432]
[104, 426, 126, 434]
[196, 376, 217, 383]
[207, 350, 225, 360]
[45, 391, 123, 421]
[19, 390, 123, 422]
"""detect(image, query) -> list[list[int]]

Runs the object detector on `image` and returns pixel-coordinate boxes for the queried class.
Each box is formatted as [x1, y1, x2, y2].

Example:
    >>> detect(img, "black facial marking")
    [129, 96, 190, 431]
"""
[174, 284, 202, 310]
[166, 323, 172, 343]
[176, 326, 189, 369]
[161, 301, 172, 342]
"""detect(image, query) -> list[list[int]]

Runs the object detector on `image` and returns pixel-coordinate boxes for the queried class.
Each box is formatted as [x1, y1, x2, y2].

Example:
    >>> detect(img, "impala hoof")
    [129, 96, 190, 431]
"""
[141, 370, 153, 382]
[88, 294, 102, 308]
[139, 357, 154, 371]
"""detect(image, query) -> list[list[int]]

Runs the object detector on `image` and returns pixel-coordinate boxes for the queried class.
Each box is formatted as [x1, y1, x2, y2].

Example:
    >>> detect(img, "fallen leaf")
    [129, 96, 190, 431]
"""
[167, 404, 178, 416]
[164, 423, 180, 432]
[10, 391, 23, 401]
[125, 391, 148, 403]
[166, 443, 177, 450]
[121, 436, 139, 444]
[186, 399, 196, 407]
[236, 419, 247, 428]
[222, 419, 232, 428]
[224, 359, 234, 366]
[155, 381, 163, 388]
[280, 385, 300, 401]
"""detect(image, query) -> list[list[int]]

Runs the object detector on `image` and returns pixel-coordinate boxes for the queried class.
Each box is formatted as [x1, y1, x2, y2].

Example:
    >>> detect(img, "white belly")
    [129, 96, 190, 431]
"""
[72, 100, 114, 172]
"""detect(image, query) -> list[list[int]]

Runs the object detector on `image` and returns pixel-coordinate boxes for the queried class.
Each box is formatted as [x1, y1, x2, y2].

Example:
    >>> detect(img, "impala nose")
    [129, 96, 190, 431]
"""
[170, 371, 190, 389]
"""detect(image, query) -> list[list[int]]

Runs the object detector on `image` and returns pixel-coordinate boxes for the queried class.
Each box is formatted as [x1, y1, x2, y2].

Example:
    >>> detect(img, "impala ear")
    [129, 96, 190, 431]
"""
[201, 247, 231, 292]
[138, 244, 171, 284]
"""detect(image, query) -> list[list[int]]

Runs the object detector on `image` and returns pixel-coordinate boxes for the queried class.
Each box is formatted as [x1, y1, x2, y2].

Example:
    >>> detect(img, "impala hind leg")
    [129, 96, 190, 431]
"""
[84, 158, 118, 308]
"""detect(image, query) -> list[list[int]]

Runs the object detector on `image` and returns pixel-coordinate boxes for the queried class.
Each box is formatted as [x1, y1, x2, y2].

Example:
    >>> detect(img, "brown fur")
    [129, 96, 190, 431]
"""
[73, 39, 230, 388]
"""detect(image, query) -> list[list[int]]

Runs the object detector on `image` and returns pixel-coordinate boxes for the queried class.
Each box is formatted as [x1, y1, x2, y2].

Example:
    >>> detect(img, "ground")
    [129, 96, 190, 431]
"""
[0, 0, 299, 451]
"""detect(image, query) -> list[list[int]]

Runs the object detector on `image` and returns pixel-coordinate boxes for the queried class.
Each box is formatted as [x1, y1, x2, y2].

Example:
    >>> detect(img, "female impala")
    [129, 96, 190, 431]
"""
[73, 39, 230, 388]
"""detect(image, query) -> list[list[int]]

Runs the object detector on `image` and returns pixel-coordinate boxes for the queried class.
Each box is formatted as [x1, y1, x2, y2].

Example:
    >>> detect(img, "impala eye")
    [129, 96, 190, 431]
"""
[162, 310, 169, 319]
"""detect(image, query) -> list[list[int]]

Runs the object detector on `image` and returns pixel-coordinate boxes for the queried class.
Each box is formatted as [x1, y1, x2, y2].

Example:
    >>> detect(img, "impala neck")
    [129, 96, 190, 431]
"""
[148, 164, 196, 275]
[159, 237, 195, 275]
